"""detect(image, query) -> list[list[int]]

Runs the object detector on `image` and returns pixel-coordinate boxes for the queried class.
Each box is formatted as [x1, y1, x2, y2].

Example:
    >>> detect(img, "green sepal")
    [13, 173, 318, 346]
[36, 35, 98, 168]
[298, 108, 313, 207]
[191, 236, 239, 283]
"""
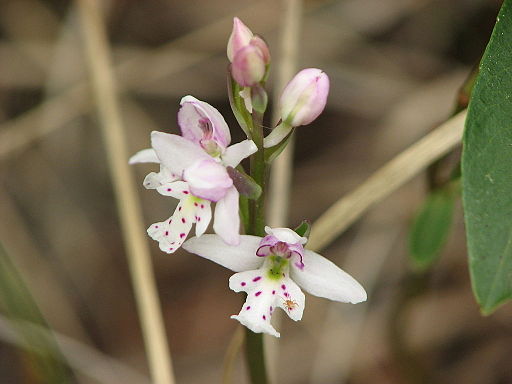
[227, 70, 252, 138]
[294, 220, 311, 239]
[264, 125, 294, 164]
[227, 166, 262, 200]
[251, 85, 268, 115]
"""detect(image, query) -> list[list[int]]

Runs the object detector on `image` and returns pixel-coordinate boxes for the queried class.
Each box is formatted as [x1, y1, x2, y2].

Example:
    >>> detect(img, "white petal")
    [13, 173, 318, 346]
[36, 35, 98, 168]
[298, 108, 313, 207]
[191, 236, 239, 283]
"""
[195, 201, 212, 237]
[182, 234, 262, 272]
[151, 131, 209, 175]
[229, 271, 280, 337]
[213, 187, 240, 245]
[143, 167, 179, 190]
[147, 217, 179, 254]
[129, 148, 160, 164]
[264, 226, 306, 244]
[222, 140, 258, 167]
[156, 181, 191, 199]
[275, 278, 305, 322]
[291, 250, 367, 304]
[179, 95, 231, 148]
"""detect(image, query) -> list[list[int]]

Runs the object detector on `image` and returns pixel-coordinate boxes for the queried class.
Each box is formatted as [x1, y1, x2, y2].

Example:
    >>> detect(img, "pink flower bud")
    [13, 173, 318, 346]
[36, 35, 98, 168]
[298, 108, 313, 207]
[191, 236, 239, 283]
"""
[227, 17, 253, 63]
[250, 36, 270, 65]
[279, 68, 330, 127]
[231, 45, 266, 86]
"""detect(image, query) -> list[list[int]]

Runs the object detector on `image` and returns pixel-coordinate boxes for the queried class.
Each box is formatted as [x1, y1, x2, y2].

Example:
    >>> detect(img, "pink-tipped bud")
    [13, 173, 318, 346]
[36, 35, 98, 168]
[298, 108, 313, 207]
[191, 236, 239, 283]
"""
[227, 17, 253, 62]
[250, 36, 270, 65]
[279, 68, 330, 127]
[232, 45, 266, 86]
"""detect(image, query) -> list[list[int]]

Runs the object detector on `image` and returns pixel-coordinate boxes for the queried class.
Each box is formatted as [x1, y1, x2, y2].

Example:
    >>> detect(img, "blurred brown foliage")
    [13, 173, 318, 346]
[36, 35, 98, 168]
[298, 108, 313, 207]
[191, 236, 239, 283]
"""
[1, 0, 511, 383]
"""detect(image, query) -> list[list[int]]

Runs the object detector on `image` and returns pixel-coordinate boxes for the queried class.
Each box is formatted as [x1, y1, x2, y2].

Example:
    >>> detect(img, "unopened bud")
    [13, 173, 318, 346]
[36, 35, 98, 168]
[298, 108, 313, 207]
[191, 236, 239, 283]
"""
[227, 17, 253, 62]
[279, 68, 329, 127]
[232, 45, 266, 86]
[250, 36, 270, 65]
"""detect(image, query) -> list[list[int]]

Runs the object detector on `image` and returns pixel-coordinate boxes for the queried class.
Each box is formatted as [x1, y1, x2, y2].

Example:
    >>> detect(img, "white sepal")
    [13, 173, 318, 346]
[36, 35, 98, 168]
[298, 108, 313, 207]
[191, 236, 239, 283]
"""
[222, 140, 258, 168]
[183, 234, 262, 272]
[129, 148, 159, 164]
[291, 250, 367, 304]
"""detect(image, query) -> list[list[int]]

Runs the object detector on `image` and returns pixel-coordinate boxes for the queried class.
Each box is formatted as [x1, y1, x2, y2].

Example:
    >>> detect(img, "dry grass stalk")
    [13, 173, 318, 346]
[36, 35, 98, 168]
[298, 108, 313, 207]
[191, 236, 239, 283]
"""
[75, 0, 175, 383]
[308, 109, 467, 252]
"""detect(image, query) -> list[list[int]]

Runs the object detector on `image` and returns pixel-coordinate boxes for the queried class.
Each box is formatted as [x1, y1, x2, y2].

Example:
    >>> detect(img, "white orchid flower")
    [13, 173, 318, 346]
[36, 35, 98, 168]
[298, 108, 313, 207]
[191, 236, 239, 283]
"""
[130, 97, 257, 253]
[183, 226, 367, 337]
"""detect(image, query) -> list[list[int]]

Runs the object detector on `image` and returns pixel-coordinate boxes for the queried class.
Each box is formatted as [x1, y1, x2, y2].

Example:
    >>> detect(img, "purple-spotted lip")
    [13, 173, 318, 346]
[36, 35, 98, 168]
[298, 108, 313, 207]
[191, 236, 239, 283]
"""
[256, 235, 305, 270]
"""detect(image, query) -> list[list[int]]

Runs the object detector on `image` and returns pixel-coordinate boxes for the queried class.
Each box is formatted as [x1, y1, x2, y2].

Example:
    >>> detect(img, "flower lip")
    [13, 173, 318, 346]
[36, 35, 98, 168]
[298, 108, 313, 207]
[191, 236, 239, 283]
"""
[255, 235, 305, 270]
[184, 158, 233, 202]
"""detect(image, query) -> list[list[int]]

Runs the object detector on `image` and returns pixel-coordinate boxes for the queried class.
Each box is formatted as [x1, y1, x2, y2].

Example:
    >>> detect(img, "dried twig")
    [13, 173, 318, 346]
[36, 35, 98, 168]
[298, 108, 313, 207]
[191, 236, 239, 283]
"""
[308, 109, 467, 252]
[75, 0, 175, 383]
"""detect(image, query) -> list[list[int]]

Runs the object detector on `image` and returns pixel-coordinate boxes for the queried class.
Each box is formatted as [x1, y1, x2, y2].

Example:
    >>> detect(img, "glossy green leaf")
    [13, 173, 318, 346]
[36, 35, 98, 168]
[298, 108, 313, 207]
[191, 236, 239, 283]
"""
[462, 0, 512, 314]
[409, 190, 455, 270]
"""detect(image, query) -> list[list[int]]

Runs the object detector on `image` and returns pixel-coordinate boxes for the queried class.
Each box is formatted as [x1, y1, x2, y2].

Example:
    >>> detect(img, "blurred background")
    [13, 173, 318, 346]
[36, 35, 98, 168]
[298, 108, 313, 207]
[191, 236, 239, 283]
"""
[0, 0, 510, 383]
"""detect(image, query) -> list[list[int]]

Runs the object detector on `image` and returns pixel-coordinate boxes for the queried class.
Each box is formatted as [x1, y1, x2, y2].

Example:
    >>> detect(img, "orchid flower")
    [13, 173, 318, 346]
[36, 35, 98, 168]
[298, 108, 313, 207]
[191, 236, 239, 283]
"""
[183, 226, 367, 337]
[129, 96, 257, 253]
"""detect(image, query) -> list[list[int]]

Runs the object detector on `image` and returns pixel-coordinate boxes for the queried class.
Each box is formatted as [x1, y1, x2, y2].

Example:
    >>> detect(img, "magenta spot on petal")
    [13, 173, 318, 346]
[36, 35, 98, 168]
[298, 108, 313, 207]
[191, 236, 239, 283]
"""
[255, 291, 262, 297]
[165, 231, 169, 236]
[180, 233, 186, 238]
[272, 290, 275, 295]
[178, 207, 182, 211]
[262, 315, 266, 320]
[197, 217, 201, 221]
[200, 204, 204, 209]
[170, 248, 174, 251]
[168, 219, 172, 224]
[281, 284, 286, 290]
[181, 218, 186, 223]
[241, 282, 246, 286]
[270, 306, 273, 312]
[183, 191, 189, 194]
[252, 276, 262, 282]
[194, 202, 198, 207]
[171, 242, 175, 245]
[284, 292, 289, 297]
[246, 306, 251, 310]
[167, 188, 172, 192]
[155, 225, 159, 229]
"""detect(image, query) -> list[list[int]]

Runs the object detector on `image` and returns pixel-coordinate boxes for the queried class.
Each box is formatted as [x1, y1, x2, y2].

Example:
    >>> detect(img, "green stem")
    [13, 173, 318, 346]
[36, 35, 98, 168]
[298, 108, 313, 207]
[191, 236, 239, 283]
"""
[245, 110, 269, 384]
[250, 111, 267, 236]
[245, 329, 268, 384]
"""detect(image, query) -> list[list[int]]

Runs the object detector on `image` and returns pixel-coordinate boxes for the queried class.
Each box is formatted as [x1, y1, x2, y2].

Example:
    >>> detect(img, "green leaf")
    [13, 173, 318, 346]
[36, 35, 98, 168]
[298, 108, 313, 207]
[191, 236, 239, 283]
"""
[409, 189, 455, 271]
[0, 242, 72, 382]
[294, 220, 311, 239]
[462, 0, 512, 315]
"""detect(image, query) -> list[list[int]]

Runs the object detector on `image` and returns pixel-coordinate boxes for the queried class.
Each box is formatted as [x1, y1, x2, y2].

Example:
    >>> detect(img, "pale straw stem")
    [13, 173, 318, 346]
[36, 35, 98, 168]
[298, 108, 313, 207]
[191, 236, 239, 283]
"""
[308, 109, 467, 252]
[267, 0, 303, 228]
[75, 1, 175, 383]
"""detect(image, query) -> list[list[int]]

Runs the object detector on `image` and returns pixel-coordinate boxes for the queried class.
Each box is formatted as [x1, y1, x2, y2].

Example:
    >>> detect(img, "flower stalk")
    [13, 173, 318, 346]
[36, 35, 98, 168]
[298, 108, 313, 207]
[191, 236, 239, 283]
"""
[246, 108, 269, 384]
